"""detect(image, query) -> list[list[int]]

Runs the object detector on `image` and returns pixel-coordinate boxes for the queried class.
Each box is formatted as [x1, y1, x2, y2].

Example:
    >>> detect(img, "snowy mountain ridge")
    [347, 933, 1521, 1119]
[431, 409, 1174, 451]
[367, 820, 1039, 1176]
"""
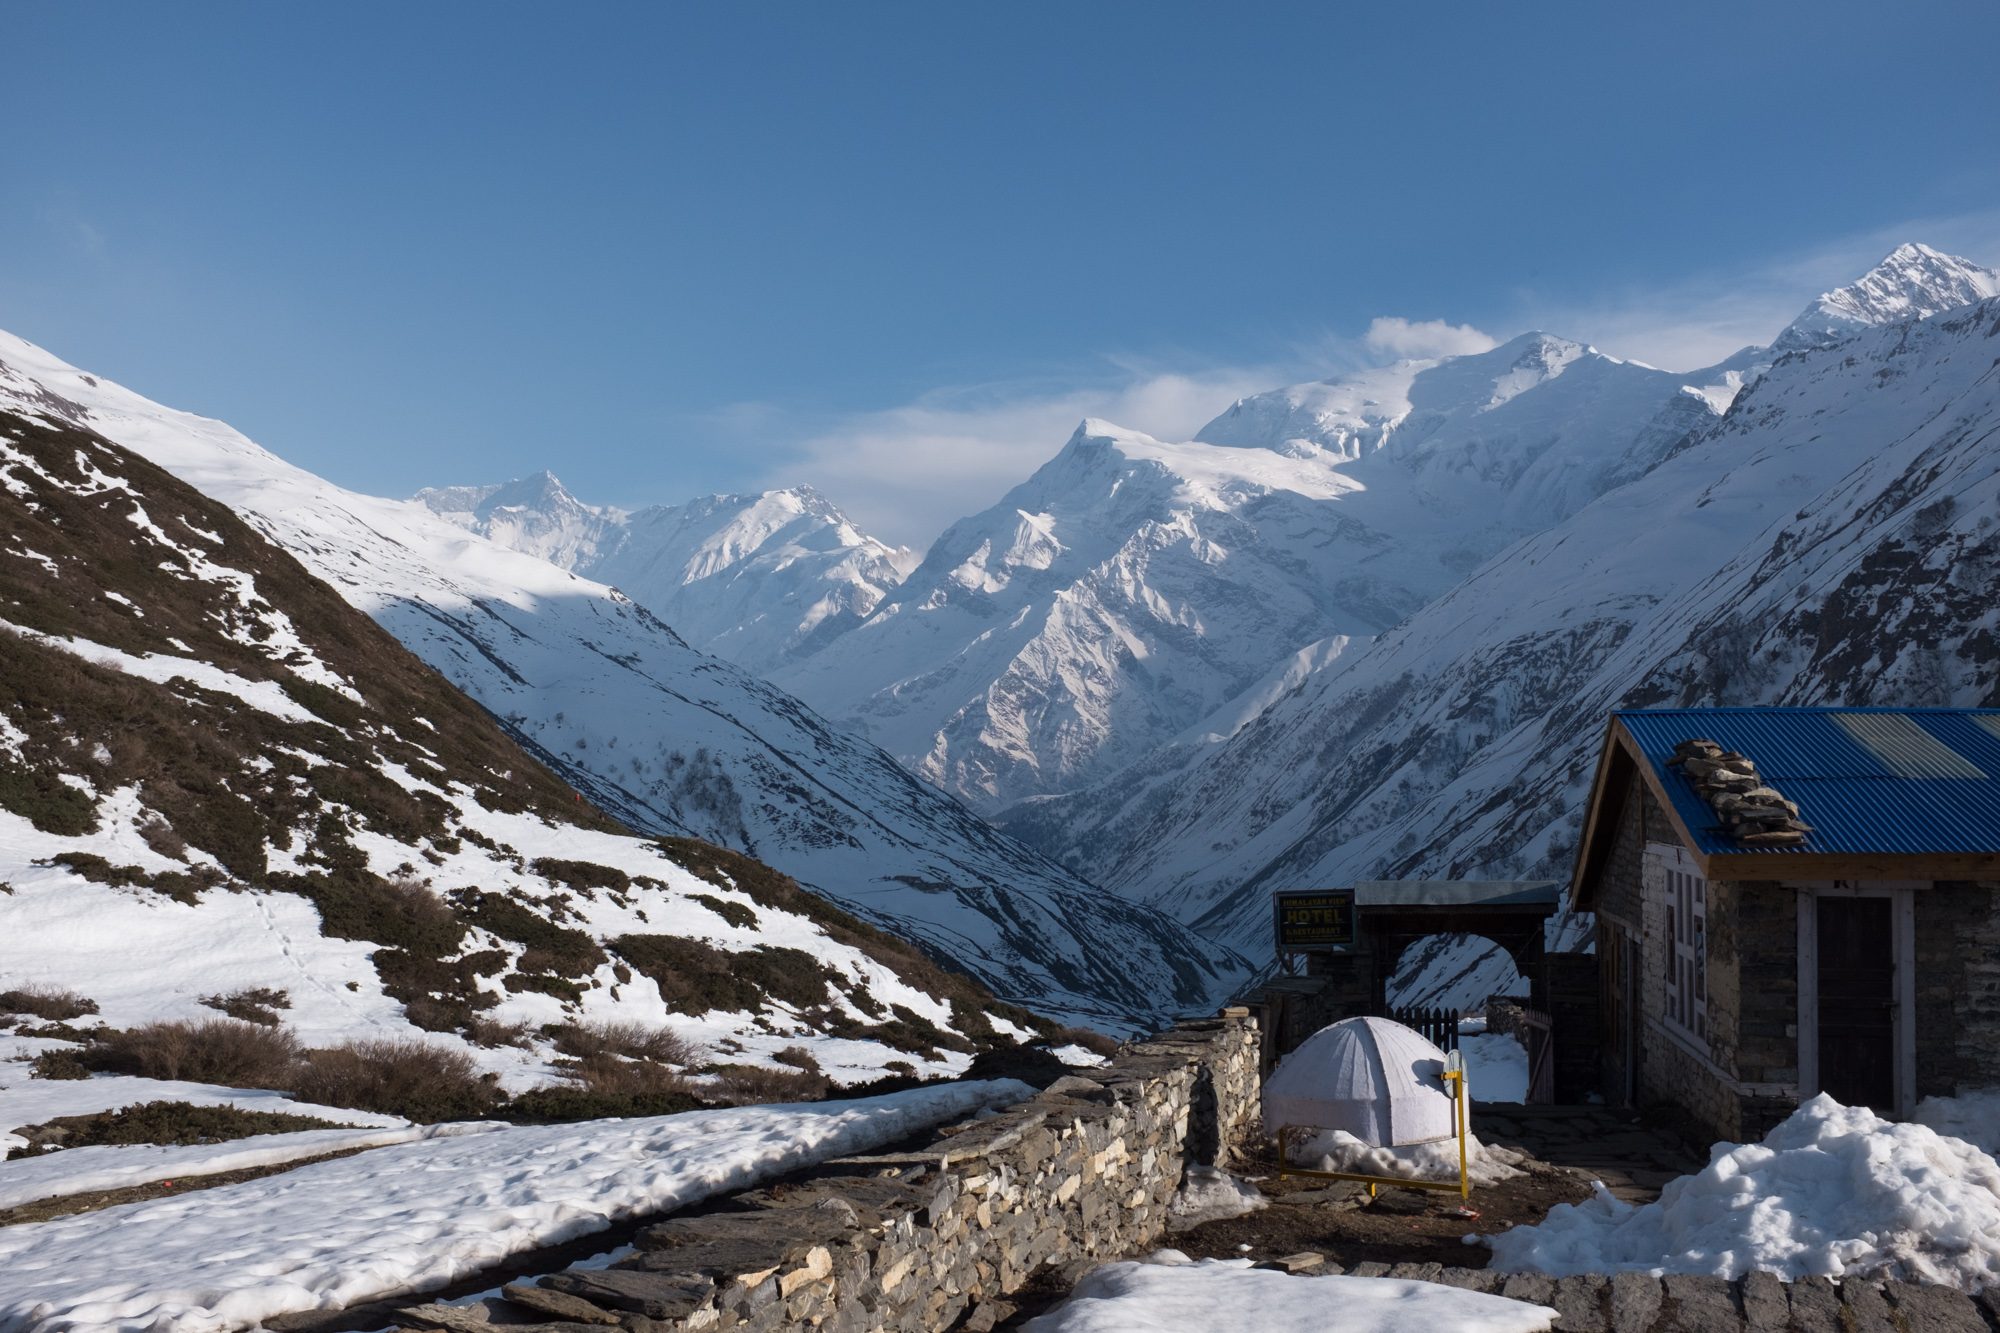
[762, 333, 1723, 812]
[0, 329, 1247, 1027]
[1771, 242, 2000, 354]
[1005, 291, 2000, 950]
[416, 475, 917, 670]
[0, 401, 1057, 1089]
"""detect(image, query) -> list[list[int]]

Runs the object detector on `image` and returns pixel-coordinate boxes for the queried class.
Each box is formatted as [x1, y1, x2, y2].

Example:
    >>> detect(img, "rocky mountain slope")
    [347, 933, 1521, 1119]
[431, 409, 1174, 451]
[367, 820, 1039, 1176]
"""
[417, 475, 917, 670]
[767, 336, 1719, 813]
[1005, 290, 2000, 950]
[0, 404, 1055, 1088]
[0, 331, 1246, 1028]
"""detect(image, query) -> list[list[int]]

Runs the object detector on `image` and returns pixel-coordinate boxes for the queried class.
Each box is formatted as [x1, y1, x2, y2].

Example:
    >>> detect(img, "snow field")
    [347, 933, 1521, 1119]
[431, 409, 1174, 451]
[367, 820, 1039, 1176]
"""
[0, 1122, 496, 1210]
[0, 1073, 404, 1156]
[0, 1079, 1032, 1333]
[1487, 1094, 2000, 1291]
[1024, 1255, 1555, 1331]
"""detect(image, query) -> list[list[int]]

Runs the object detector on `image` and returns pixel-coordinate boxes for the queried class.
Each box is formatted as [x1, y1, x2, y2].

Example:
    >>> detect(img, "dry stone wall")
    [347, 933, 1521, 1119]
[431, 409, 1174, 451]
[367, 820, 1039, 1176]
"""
[396, 1013, 1261, 1333]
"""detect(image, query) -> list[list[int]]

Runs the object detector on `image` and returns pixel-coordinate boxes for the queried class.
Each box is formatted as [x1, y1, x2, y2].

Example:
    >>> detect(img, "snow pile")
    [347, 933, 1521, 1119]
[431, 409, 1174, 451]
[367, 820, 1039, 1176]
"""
[1294, 1127, 1526, 1187]
[1488, 1094, 2000, 1290]
[1915, 1087, 2000, 1158]
[1025, 1257, 1555, 1332]
[1165, 1166, 1267, 1232]
[0, 1080, 1029, 1332]
[0, 1123, 496, 1210]
[1460, 1027, 1530, 1103]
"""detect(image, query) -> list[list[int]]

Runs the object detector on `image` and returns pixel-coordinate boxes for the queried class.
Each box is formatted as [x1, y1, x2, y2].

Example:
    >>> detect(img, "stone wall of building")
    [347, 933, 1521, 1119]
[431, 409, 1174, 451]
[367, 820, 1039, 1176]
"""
[398, 1014, 1262, 1333]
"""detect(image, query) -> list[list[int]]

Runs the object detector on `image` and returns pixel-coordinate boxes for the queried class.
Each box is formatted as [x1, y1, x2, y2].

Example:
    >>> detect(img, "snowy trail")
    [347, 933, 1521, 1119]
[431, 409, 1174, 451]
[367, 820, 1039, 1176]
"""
[0, 1080, 1030, 1333]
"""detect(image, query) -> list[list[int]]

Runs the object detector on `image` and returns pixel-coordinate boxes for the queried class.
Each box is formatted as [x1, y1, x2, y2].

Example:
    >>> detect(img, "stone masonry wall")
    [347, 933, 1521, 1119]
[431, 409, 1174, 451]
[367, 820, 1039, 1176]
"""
[1942, 880, 2000, 1093]
[398, 1014, 1261, 1333]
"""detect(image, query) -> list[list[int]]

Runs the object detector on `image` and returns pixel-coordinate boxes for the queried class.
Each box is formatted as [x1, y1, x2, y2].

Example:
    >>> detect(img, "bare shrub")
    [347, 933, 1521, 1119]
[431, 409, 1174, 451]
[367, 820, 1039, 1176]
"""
[771, 1045, 821, 1072]
[94, 1019, 299, 1086]
[549, 1019, 701, 1066]
[198, 987, 291, 1027]
[29, 1049, 89, 1080]
[290, 1038, 498, 1122]
[464, 1014, 531, 1049]
[566, 1053, 696, 1099]
[0, 984, 99, 1022]
[136, 815, 187, 862]
[708, 1062, 830, 1106]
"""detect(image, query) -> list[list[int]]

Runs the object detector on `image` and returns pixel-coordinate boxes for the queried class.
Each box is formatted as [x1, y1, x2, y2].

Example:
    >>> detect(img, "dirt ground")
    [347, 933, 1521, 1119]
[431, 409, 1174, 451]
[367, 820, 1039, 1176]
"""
[1171, 1139, 1596, 1269]
[995, 1140, 1596, 1326]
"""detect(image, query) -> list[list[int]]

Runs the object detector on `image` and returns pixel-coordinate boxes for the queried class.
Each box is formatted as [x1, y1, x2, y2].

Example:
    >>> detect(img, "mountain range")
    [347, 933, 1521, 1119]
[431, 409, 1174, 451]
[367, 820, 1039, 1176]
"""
[426, 242, 2000, 958]
[0, 399, 1053, 1088]
[0, 331, 1247, 1029]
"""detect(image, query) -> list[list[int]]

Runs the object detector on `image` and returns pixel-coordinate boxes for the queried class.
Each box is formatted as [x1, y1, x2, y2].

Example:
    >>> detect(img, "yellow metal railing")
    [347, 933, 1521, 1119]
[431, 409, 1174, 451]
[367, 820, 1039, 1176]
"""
[1272, 1058, 1471, 1201]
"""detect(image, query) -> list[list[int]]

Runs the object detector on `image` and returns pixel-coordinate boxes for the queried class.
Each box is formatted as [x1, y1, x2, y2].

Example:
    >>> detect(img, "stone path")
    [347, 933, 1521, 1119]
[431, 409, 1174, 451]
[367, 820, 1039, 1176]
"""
[1252, 1260, 2000, 1331]
[1476, 1104, 1705, 1205]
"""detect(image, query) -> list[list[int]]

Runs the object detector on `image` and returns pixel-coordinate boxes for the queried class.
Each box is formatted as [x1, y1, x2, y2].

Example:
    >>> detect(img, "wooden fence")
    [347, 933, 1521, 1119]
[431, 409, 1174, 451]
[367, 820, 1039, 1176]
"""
[1382, 1004, 1461, 1054]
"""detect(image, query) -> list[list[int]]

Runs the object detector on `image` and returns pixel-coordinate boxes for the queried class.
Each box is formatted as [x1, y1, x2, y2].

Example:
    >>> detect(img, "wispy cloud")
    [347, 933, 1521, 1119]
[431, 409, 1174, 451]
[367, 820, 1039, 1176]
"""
[716, 211, 2000, 547]
[732, 362, 1314, 547]
[1521, 209, 2000, 369]
[1364, 316, 1496, 359]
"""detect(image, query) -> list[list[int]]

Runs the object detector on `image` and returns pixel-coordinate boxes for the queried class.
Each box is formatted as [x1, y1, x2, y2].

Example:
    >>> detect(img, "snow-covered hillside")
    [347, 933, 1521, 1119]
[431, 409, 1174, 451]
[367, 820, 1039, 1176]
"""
[1008, 291, 2000, 950]
[0, 332, 1247, 1027]
[770, 336, 1717, 813]
[0, 405, 1060, 1087]
[416, 476, 916, 669]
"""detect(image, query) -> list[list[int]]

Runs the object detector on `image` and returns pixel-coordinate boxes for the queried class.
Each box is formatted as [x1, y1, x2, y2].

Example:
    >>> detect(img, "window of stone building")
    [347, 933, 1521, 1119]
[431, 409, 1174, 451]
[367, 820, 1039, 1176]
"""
[1664, 861, 1706, 1043]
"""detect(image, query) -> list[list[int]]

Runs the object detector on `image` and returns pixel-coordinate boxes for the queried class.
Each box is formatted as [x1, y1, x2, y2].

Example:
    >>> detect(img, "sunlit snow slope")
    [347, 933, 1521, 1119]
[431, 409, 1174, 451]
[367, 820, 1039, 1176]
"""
[0, 332, 1247, 1027]
[0, 406, 1057, 1088]
[1015, 293, 2000, 950]
[770, 335, 1720, 813]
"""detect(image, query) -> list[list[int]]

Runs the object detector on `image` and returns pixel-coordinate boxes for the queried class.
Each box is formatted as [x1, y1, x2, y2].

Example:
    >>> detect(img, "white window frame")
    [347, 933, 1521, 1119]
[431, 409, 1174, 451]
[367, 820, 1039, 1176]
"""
[1795, 882, 1918, 1118]
[1660, 844, 1707, 1046]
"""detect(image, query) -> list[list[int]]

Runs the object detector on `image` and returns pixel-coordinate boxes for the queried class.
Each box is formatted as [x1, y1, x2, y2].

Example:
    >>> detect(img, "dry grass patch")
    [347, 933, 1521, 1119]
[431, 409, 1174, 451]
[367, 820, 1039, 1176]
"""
[548, 1018, 701, 1066]
[0, 984, 99, 1022]
[198, 987, 291, 1027]
[290, 1038, 499, 1123]
[93, 1019, 300, 1087]
[707, 1062, 830, 1105]
[20, 1100, 344, 1150]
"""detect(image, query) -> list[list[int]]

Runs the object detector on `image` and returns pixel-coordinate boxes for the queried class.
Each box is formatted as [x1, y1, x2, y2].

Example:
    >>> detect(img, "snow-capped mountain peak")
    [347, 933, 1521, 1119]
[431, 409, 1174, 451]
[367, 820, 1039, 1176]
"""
[1772, 241, 2000, 353]
[418, 476, 917, 669]
[0, 328, 1248, 1026]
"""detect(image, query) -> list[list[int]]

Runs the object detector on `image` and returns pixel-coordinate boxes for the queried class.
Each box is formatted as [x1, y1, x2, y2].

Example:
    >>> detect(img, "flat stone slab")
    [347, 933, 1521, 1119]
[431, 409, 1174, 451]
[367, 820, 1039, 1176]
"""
[1882, 1280, 1991, 1332]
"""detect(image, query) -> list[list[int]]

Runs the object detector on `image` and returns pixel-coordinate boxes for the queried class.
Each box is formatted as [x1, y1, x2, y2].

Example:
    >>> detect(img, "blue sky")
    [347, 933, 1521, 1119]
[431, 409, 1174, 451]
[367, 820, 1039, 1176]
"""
[7, 3, 2000, 543]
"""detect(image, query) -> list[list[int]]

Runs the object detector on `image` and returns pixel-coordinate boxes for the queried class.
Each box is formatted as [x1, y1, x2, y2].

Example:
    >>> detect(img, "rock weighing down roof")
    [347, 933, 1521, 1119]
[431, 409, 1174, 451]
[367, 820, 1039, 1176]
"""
[1578, 708, 2000, 894]
[1261, 1017, 1457, 1148]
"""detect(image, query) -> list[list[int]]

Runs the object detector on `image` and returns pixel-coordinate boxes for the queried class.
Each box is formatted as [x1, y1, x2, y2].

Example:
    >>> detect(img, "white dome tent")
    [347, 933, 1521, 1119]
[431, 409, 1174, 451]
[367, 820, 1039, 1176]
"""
[1263, 1016, 1473, 1199]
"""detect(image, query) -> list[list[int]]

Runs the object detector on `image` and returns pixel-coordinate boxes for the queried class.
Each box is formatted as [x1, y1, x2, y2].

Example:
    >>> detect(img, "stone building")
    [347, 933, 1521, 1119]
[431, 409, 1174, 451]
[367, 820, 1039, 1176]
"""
[1571, 707, 2000, 1143]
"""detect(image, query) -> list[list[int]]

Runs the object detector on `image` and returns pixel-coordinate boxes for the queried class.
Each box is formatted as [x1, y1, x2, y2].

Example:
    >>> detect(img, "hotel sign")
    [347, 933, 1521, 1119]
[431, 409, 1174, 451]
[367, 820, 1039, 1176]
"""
[1273, 889, 1356, 951]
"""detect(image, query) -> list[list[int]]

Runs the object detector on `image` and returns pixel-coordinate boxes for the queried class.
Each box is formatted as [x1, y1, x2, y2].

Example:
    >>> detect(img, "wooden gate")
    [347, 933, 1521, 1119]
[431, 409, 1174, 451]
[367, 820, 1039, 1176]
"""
[1520, 1007, 1555, 1104]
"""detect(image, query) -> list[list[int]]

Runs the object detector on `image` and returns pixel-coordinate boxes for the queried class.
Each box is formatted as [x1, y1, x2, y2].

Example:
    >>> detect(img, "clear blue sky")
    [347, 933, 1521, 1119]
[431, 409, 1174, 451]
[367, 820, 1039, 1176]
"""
[7, 3, 2000, 542]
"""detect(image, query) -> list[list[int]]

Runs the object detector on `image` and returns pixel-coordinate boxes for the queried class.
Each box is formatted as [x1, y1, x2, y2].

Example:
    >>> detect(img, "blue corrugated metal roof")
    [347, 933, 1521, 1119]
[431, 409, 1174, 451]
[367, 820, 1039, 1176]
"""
[1615, 707, 2000, 858]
